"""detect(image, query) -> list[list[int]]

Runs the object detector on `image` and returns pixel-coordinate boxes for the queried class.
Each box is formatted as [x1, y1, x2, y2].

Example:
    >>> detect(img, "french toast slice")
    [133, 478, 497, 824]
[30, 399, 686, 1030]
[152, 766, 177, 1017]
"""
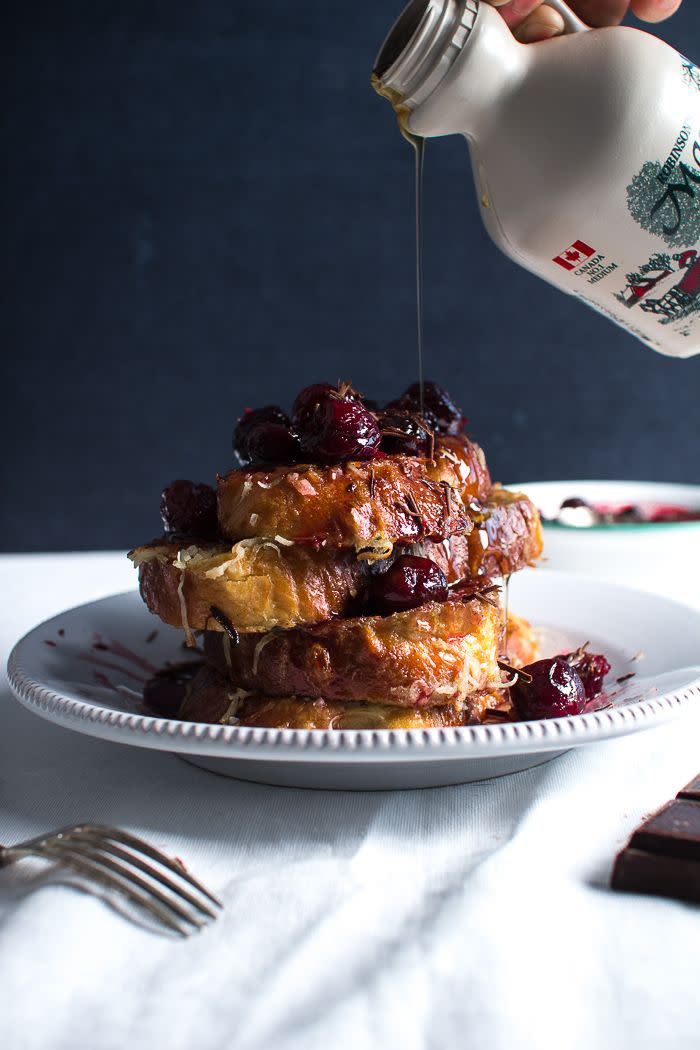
[178, 664, 510, 729]
[216, 434, 490, 555]
[129, 489, 542, 636]
[129, 538, 369, 637]
[420, 485, 543, 583]
[203, 590, 503, 707]
[478, 485, 544, 577]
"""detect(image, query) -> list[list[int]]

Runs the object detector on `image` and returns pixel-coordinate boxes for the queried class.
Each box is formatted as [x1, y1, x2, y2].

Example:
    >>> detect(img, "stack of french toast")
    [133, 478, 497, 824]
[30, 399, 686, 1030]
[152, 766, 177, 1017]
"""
[129, 380, 543, 729]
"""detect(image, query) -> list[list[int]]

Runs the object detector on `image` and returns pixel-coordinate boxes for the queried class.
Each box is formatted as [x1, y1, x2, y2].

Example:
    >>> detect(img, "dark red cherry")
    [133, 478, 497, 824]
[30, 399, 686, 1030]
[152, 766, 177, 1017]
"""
[369, 555, 448, 615]
[291, 383, 336, 430]
[245, 421, 301, 464]
[384, 395, 438, 432]
[379, 413, 431, 456]
[233, 406, 289, 464]
[511, 657, 586, 720]
[160, 480, 217, 539]
[615, 504, 645, 523]
[564, 650, 611, 700]
[397, 381, 465, 435]
[143, 663, 202, 718]
[299, 396, 381, 463]
[560, 497, 591, 511]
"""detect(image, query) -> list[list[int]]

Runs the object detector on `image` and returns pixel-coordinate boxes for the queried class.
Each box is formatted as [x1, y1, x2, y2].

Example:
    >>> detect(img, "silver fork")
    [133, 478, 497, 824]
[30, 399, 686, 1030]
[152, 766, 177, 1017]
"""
[0, 824, 223, 936]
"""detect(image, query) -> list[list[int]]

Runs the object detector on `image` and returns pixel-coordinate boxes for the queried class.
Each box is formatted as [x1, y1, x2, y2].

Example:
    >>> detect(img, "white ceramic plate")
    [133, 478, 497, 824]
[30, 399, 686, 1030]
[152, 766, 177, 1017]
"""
[7, 571, 700, 790]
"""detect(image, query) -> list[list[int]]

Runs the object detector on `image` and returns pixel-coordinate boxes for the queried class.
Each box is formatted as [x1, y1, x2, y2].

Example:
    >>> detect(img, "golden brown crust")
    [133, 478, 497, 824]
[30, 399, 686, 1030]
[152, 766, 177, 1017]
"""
[476, 486, 544, 578]
[130, 489, 541, 636]
[203, 594, 502, 707]
[178, 664, 507, 729]
[215, 435, 489, 554]
[414, 488, 543, 584]
[428, 434, 492, 501]
[129, 538, 369, 634]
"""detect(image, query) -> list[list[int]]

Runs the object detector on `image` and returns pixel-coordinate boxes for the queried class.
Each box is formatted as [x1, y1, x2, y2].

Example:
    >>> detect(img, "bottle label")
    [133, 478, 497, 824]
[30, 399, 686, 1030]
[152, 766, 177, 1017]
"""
[563, 61, 700, 350]
[613, 64, 700, 343]
[484, 48, 700, 353]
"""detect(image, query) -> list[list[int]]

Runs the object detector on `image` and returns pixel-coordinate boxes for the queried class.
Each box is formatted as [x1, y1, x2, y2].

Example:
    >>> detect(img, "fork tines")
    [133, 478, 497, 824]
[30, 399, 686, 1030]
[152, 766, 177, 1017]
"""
[6, 825, 222, 936]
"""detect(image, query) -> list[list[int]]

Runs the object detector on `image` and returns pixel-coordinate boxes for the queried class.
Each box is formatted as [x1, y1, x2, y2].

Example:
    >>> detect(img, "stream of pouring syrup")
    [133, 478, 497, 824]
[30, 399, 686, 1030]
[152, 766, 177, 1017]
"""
[414, 136, 425, 416]
[371, 74, 425, 414]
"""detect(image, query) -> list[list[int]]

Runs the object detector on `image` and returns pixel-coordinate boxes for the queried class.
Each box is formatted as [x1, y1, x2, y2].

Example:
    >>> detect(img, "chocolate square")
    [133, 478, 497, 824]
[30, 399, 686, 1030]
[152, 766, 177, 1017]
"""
[630, 800, 700, 861]
[611, 849, 700, 905]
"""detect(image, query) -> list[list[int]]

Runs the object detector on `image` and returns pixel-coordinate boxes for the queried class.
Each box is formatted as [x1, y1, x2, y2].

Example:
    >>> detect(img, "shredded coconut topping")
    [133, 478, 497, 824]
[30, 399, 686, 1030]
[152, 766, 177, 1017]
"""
[236, 479, 253, 502]
[128, 545, 170, 568]
[218, 687, 253, 725]
[203, 538, 282, 580]
[173, 546, 198, 647]
[252, 631, 277, 675]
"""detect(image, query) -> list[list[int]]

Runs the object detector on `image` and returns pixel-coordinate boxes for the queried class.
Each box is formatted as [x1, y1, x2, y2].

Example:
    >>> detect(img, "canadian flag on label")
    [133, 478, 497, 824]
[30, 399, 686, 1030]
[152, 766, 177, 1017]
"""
[552, 240, 596, 271]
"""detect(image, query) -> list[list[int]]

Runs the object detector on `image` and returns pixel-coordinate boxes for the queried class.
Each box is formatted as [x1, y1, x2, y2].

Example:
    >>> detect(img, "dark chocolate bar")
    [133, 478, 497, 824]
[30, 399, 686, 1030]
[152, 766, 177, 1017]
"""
[611, 775, 700, 905]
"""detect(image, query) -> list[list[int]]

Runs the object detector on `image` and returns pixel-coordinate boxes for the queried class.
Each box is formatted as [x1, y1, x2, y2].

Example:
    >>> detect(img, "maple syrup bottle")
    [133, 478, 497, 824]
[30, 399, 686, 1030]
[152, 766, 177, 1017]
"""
[374, 0, 700, 357]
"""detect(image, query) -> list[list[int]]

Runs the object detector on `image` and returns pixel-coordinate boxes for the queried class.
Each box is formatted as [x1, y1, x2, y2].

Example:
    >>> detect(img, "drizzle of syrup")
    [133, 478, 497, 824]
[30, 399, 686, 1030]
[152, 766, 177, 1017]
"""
[503, 573, 512, 657]
[414, 136, 425, 415]
[371, 73, 425, 413]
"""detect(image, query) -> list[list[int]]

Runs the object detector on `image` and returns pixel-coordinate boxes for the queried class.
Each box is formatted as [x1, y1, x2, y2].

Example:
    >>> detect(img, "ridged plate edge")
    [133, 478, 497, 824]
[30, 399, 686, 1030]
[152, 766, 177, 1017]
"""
[7, 648, 700, 762]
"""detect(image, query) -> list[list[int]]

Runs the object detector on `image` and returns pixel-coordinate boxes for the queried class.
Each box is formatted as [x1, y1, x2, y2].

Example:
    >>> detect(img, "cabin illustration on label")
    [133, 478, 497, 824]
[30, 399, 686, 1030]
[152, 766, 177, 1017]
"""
[615, 250, 700, 326]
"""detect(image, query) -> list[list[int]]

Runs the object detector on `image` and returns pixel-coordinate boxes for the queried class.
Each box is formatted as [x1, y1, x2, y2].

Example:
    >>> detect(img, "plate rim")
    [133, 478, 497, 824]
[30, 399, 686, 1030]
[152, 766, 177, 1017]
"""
[6, 582, 700, 763]
[514, 479, 700, 534]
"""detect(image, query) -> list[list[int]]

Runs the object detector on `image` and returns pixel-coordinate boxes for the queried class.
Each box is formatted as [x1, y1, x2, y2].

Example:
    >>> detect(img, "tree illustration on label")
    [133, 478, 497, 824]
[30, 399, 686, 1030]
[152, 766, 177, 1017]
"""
[682, 63, 700, 93]
[616, 254, 673, 306]
[626, 148, 700, 248]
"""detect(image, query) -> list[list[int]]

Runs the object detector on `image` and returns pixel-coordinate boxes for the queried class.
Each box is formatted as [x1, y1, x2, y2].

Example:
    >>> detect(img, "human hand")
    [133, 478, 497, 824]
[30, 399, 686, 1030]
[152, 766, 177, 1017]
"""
[488, 0, 683, 43]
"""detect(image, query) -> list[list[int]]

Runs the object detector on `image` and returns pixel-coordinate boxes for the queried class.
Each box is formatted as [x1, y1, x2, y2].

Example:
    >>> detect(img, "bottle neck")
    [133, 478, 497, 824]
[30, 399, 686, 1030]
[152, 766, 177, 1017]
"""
[374, 1, 526, 139]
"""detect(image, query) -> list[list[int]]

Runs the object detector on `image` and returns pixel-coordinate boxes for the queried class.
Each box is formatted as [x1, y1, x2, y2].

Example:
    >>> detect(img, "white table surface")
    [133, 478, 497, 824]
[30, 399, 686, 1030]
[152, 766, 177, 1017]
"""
[1, 553, 699, 1050]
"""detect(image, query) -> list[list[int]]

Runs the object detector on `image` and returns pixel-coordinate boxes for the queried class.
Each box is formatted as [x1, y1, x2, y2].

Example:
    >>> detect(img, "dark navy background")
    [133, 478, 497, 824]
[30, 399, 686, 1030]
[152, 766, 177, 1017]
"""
[3, 1, 699, 551]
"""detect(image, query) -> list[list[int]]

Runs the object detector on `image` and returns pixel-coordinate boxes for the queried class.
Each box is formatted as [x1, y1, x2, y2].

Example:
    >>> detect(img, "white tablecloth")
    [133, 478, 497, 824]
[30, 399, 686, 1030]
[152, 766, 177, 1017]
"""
[1, 554, 699, 1050]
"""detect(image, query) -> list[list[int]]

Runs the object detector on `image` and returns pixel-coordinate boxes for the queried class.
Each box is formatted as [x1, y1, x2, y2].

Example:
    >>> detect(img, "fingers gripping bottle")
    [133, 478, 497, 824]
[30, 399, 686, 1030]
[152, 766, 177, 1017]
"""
[373, 0, 700, 357]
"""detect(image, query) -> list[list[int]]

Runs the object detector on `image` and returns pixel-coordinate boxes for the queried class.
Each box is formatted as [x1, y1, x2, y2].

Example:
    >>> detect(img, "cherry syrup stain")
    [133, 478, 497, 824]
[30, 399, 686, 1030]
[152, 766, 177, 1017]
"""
[93, 670, 117, 692]
[91, 634, 159, 675]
